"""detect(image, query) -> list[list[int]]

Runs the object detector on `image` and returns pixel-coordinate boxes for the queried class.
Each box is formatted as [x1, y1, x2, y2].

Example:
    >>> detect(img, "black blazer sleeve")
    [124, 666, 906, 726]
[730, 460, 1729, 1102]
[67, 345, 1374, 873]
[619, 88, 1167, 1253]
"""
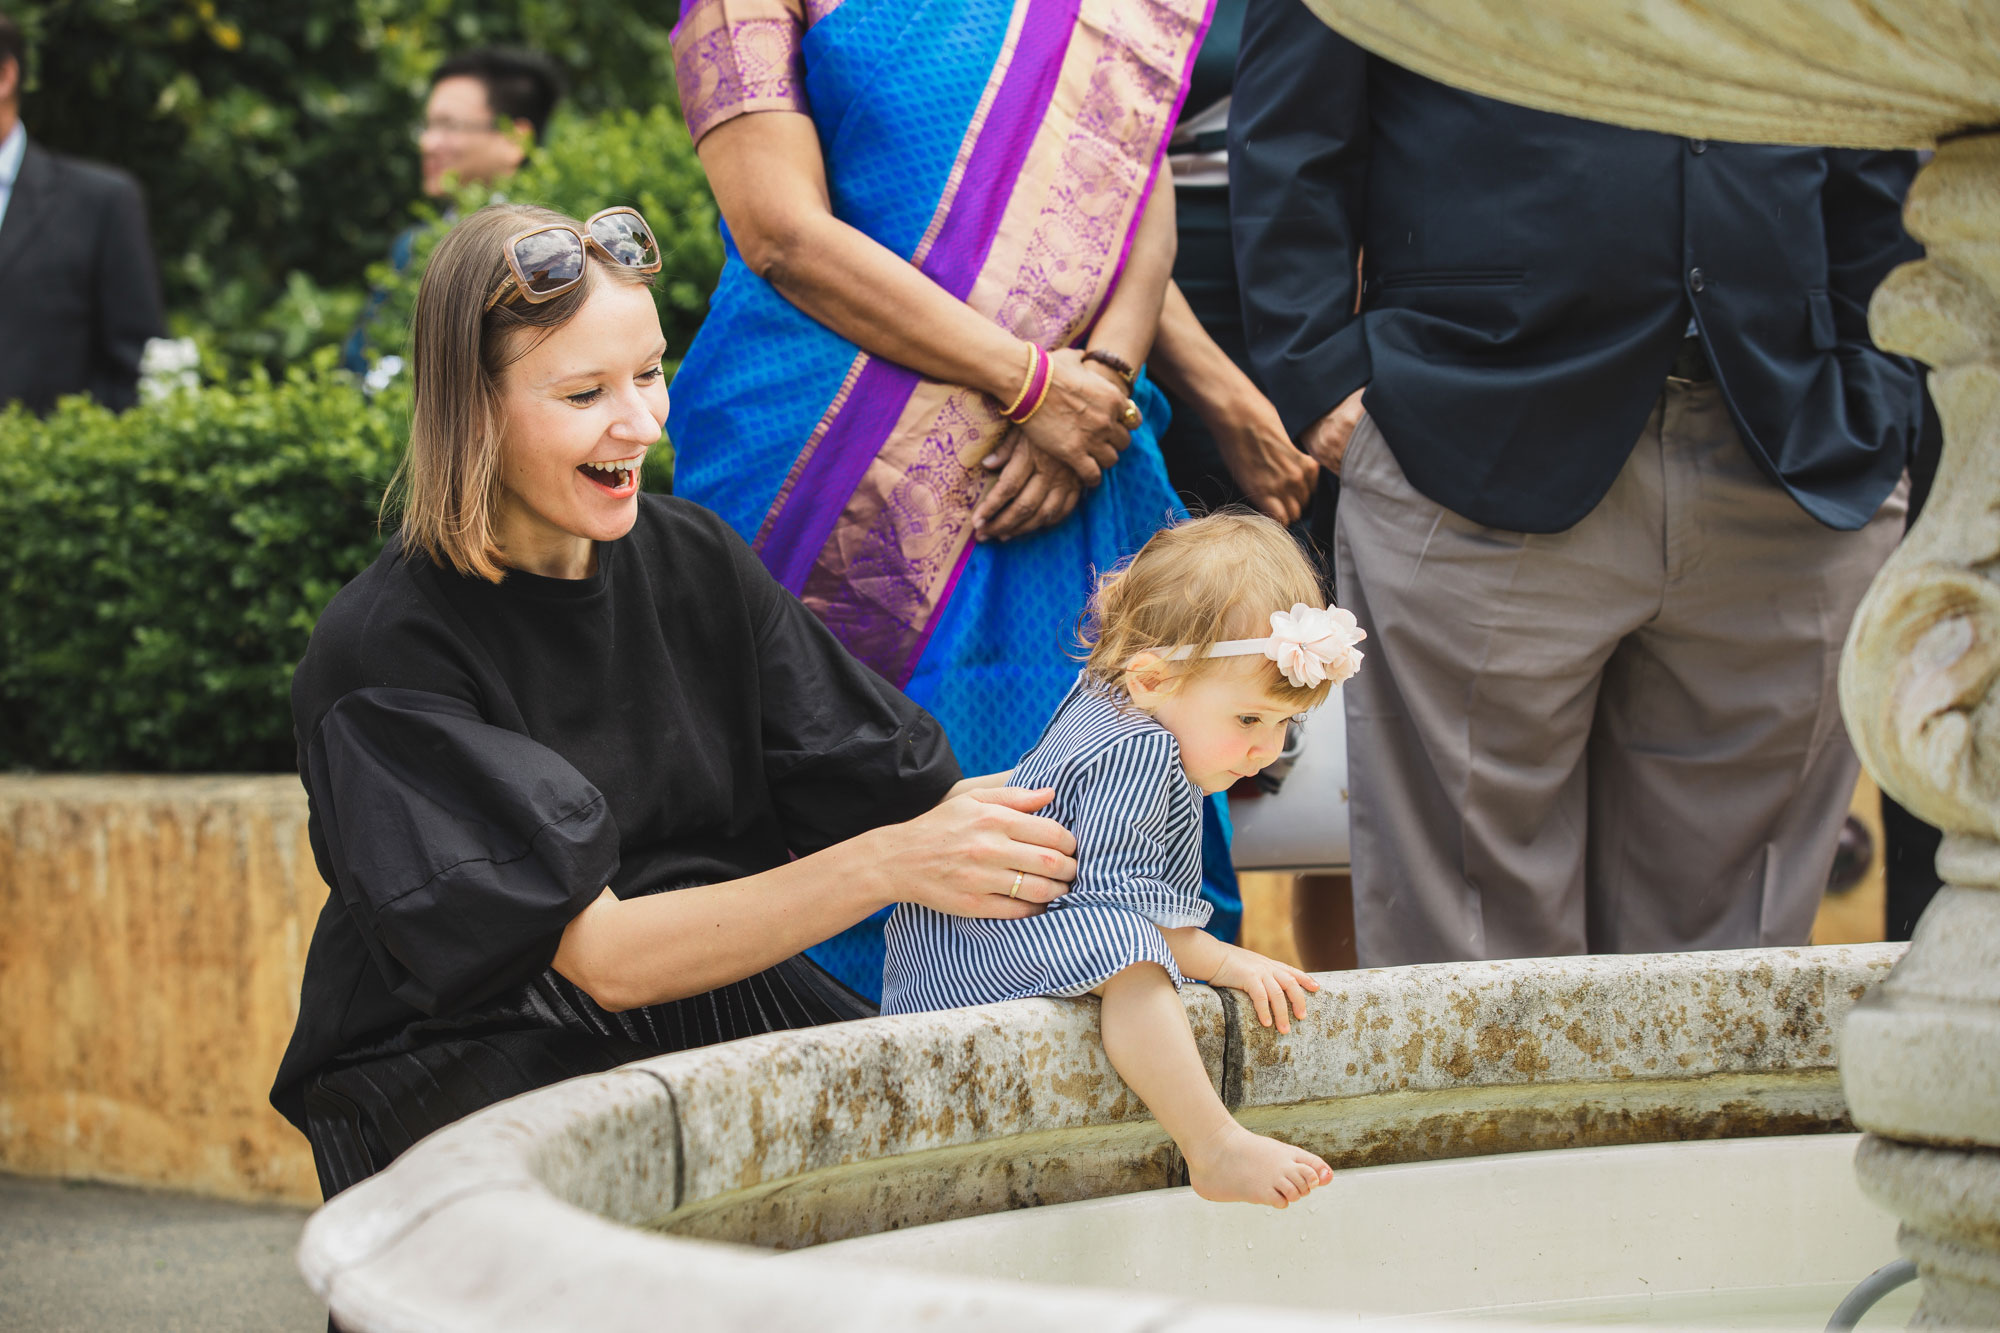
[87, 169, 165, 412]
[1821, 149, 1925, 456]
[1229, 3, 1371, 439]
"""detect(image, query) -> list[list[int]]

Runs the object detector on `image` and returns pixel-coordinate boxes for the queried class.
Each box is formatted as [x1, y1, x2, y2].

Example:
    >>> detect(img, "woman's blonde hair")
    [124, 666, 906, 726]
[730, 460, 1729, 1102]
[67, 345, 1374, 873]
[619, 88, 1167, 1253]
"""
[385, 203, 657, 582]
[1081, 510, 1333, 711]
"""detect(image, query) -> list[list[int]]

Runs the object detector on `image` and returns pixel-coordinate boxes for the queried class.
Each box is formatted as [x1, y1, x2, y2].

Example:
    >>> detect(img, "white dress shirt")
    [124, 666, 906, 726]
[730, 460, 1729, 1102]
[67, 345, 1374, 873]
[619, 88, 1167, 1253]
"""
[0, 122, 26, 235]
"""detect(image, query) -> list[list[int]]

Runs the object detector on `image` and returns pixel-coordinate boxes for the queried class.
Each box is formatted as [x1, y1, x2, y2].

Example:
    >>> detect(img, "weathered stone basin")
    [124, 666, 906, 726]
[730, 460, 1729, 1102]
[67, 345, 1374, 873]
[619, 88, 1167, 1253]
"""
[298, 945, 1903, 1330]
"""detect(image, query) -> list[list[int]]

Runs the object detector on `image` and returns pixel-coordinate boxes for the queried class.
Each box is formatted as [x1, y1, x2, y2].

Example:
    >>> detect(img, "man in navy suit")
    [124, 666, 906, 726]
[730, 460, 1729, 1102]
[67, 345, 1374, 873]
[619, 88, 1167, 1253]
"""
[0, 13, 165, 415]
[1231, 6, 1923, 965]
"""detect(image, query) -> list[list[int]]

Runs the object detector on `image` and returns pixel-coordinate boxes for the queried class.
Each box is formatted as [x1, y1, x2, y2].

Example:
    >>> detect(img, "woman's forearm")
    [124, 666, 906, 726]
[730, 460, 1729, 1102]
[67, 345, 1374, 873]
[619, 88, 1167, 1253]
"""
[698, 114, 1028, 402]
[553, 787, 1083, 1011]
[1148, 280, 1254, 418]
[553, 831, 898, 1011]
[1086, 183, 1177, 371]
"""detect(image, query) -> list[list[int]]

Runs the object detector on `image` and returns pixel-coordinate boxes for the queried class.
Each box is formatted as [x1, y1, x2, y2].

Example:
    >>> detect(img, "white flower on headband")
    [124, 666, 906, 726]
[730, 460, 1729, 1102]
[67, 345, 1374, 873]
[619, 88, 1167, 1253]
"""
[1158, 602, 1367, 687]
[1264, 603, 1366, 689]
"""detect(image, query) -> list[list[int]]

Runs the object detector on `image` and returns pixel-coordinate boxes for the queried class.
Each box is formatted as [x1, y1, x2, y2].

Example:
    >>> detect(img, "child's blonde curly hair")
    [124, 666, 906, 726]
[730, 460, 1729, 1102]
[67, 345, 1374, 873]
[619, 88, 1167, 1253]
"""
[1079, 510, 1334, 712]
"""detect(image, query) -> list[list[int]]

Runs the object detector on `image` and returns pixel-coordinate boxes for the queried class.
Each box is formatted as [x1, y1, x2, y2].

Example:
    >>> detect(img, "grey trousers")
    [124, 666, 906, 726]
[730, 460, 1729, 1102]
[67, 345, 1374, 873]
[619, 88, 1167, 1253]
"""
[1334, 381, 1906, 965]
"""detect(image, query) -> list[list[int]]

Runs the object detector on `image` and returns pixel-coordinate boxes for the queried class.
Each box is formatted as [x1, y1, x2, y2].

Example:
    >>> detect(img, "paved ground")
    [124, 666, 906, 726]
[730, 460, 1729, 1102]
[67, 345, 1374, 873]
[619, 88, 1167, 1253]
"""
[0, 1173, 325, 1332]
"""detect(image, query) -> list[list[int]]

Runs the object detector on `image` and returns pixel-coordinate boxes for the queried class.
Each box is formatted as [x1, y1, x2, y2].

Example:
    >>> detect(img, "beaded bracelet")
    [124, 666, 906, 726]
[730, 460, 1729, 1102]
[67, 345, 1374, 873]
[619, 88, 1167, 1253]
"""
[1002, 342, 1053, 425]
[1082, 348, 1136, 388]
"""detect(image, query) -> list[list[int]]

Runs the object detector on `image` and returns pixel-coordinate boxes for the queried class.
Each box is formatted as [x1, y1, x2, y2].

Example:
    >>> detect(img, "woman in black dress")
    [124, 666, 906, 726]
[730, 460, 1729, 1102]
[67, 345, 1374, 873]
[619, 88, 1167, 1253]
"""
[273, 203, 1078, 1197]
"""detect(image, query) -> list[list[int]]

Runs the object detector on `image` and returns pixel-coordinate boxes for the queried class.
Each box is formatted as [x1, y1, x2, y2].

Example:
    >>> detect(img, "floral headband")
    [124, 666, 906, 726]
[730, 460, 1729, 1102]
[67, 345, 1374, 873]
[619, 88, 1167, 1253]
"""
[1161, 603, 1367, 690]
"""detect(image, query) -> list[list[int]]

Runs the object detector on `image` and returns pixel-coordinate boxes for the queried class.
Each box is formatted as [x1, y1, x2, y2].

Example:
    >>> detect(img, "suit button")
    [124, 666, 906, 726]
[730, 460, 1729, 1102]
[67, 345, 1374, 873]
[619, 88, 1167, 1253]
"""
[1689, 138, 1708, 154]
[1689, 267, 1707, 293]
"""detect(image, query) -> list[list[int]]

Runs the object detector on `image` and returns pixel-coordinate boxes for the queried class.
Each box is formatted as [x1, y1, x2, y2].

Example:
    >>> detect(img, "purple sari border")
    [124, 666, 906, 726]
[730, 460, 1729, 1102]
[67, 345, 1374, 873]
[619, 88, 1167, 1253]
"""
[759, 358, 924, 589]
[919, 0, 1080, 304]
[753, 347, 869, 552]
[1095, 0, 1218, 340]
[910, 0, 1032, 270]
[895, 529, 979, 684]
[751, 0, 1076, 593]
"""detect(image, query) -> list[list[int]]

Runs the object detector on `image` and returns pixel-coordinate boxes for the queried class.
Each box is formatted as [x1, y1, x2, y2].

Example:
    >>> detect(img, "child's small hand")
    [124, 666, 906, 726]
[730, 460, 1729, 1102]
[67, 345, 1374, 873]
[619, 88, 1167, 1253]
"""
[1207, 945, 1319, 1034]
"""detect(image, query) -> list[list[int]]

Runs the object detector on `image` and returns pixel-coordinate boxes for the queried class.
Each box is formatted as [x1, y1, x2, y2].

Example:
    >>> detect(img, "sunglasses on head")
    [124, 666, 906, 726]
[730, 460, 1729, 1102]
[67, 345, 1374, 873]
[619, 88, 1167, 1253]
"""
[483, 207, 663, 312]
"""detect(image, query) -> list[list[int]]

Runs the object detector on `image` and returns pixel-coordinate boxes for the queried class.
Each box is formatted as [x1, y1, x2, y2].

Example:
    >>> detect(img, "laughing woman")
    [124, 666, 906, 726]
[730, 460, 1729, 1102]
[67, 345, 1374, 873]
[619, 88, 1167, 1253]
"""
[272, 204, 1079, 1197]
[666, 0, 1232, 997]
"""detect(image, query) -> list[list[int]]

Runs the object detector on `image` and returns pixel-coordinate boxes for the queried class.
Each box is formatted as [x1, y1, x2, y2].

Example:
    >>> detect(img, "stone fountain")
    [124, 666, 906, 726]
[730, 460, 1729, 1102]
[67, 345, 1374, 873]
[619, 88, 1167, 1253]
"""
[1295, 3, 2000, 1323]
[294, 4, 2000, 1328]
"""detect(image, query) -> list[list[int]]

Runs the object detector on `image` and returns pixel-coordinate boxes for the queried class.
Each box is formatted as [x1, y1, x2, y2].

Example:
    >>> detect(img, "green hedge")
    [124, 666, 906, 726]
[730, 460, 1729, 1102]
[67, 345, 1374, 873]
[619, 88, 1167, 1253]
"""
[0, 98, 713, 773]
[0, 359, 407, 772]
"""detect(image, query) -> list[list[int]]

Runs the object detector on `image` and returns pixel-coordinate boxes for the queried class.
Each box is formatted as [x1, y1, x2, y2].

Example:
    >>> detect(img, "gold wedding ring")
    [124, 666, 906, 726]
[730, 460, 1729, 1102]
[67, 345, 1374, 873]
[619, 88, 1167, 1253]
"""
[1118, 399, 1142, 429]
[1009, 871, 1024, 900]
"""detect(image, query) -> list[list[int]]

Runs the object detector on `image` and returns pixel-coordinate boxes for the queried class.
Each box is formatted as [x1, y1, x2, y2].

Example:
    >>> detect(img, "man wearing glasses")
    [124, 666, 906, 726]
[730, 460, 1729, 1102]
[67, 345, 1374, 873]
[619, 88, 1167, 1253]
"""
[416, 48, 564, 203]
[343, 48, 565, 379]
[0, 12, 165, 415]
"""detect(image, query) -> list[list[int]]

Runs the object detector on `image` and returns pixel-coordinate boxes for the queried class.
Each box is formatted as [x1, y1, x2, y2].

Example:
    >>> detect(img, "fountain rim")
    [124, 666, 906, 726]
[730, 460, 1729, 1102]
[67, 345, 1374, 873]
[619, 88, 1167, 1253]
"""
[297, 943, 1903, 1332]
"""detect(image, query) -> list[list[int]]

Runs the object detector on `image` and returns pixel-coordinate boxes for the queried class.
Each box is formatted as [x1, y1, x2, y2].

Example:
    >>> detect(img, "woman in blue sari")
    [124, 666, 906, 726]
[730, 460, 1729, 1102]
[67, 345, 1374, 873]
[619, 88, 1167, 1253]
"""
[669, 0, 1251, 997]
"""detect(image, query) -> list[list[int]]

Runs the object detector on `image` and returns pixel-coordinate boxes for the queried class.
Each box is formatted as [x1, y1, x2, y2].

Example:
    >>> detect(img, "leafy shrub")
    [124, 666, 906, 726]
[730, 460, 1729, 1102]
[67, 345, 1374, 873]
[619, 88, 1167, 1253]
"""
[0, 358, 406, 771]
[12, 0, 685, 366]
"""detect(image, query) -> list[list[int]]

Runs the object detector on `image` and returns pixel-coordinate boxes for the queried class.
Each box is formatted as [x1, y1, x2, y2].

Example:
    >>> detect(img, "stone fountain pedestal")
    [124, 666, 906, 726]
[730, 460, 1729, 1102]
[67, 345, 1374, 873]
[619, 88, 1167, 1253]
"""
[1297, 3, 2000, 1323]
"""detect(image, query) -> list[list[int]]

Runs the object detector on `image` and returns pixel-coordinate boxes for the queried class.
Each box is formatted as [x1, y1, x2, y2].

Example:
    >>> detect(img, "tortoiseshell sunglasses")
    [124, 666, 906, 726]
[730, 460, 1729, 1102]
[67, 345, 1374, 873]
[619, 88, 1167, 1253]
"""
[483, 207, 662, 312]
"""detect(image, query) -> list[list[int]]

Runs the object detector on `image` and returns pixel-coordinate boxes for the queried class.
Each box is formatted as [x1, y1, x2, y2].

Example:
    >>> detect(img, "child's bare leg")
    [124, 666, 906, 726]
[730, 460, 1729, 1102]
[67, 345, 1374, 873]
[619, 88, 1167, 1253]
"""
[1097, 963, 1333, 1207]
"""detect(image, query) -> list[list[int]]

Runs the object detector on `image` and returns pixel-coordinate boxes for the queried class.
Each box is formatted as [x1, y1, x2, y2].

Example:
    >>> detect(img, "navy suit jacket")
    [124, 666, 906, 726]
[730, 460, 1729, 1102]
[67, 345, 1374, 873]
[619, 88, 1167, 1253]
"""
[1229, 7, 1924, 533]
[0, 139, 165, 415]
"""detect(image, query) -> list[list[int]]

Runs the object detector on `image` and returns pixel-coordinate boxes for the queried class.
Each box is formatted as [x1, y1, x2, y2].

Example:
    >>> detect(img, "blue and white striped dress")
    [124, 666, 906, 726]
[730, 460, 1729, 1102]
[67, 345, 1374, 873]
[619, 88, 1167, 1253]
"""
[881, 674, 1213, 1015]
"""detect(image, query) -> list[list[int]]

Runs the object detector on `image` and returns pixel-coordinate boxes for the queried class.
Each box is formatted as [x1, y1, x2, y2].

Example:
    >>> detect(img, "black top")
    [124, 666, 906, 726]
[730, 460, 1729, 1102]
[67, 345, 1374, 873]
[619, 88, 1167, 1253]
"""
[271, 494, 960, 1131]
[0, 139, 166, 414]
[1229, 10, 1925, 534]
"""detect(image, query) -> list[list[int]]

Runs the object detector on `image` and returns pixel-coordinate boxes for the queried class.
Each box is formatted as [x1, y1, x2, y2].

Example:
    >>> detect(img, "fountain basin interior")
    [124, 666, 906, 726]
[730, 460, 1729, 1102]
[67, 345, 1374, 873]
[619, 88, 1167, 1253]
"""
[812, 1133, 1915, 1329]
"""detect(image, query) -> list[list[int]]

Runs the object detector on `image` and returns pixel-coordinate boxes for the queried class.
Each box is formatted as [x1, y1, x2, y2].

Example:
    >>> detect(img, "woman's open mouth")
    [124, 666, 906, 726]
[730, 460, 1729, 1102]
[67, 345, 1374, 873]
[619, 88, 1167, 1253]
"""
[578, 452, 644, 496]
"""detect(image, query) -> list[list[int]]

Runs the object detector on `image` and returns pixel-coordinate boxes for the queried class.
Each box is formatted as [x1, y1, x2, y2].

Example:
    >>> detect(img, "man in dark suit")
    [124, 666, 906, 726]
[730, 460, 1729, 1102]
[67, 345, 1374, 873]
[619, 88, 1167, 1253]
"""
[0, 13, 165, 415]
[1230, 5, 1924, 966]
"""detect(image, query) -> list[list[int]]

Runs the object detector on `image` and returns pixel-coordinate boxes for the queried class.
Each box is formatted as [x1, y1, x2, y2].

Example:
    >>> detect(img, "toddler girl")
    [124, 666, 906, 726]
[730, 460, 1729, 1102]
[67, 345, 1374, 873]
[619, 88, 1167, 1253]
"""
[882, 511, 1365, 1208]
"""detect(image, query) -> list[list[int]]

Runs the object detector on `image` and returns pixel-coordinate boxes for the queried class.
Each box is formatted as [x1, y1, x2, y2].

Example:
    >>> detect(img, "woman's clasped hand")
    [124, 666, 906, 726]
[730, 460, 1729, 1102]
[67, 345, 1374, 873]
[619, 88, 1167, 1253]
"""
[975, 347, 1137, 542]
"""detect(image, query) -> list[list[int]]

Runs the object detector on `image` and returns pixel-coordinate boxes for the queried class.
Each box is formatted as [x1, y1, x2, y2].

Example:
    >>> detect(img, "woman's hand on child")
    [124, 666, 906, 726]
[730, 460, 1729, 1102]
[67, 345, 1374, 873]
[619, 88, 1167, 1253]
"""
[1207, 945, 1320, 1034]
[883, 786, 1077, 920]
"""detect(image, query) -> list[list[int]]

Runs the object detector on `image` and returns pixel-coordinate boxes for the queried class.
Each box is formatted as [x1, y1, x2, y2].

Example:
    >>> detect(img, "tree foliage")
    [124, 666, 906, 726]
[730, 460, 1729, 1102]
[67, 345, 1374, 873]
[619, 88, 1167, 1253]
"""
[10, 0, 685, 353]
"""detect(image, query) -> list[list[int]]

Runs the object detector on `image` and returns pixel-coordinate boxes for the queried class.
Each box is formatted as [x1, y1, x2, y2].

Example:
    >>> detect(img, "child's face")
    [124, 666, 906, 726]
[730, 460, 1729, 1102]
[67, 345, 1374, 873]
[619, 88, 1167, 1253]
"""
[1132, 660, 1300, 795]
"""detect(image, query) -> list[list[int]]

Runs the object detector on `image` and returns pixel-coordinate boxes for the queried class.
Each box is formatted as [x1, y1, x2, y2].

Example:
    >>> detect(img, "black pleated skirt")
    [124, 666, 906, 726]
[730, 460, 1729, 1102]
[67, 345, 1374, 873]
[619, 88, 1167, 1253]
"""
[302, 954, 872, 1198]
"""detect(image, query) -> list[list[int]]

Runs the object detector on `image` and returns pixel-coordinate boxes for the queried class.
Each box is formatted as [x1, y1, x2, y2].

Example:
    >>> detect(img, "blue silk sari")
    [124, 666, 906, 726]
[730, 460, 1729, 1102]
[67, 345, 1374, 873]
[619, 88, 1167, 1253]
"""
[668, 0, 1235, 996]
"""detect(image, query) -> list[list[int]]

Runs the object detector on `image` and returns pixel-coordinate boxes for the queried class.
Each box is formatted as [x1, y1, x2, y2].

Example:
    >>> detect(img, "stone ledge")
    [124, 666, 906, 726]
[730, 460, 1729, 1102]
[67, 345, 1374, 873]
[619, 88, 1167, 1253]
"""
[0, 774, 323, 1204]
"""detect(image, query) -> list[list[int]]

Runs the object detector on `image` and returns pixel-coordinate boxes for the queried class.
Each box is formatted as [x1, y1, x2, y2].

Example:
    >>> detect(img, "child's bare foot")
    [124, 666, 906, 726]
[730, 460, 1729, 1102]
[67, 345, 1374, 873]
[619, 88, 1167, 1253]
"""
[1185, 1122, 1333, 1208]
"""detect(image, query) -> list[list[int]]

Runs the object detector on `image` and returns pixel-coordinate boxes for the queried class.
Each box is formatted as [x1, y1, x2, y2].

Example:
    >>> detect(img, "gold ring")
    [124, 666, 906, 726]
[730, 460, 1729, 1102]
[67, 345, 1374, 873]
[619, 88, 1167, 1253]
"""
[1118, 399, 1142, 429]
[1009, 872, 1024, 900]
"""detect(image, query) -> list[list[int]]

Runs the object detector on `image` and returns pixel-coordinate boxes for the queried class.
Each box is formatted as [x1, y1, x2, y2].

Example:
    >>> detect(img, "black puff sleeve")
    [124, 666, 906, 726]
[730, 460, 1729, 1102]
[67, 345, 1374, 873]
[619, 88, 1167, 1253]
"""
[304, 686, 620, 1015]
[738, 571, 962, 856]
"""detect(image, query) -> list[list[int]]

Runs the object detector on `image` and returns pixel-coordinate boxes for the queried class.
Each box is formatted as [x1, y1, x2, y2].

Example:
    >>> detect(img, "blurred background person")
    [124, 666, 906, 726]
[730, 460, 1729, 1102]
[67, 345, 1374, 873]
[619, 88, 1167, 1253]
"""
[1233, 7, 1924, 968]
[416, 46, 564, 202]
[0, 10, 164, 415]
[343, 46, 564, 377]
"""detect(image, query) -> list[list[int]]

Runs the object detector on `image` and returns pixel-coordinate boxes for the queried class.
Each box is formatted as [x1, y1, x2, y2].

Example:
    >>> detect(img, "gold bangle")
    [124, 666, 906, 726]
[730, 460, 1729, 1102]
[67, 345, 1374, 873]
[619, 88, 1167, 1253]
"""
[999, 342, 1039, 418]
[1014, 358, 1054, 425]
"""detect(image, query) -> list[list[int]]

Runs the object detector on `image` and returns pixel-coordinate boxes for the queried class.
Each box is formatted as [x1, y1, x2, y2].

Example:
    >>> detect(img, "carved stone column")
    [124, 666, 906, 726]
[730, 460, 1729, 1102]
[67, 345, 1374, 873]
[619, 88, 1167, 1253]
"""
[1294, 2, 2000, 1322]
[1840, 134, 2000, 1326]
